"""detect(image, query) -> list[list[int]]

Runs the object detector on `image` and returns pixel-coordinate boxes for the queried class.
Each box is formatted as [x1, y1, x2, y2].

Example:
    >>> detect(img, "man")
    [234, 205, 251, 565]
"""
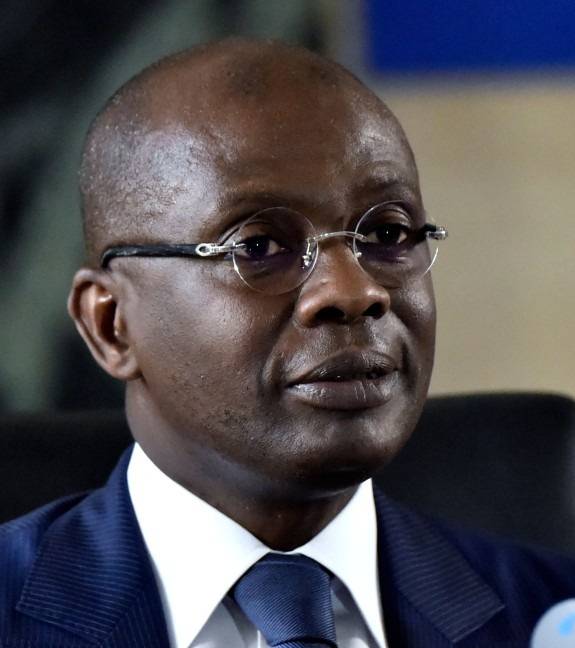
[0, 38, 573, 648]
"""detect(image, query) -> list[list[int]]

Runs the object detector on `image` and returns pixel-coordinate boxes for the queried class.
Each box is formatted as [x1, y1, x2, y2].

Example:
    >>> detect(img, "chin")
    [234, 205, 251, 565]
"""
[277, 416, 413, 495]
[300, 462, 381, 494]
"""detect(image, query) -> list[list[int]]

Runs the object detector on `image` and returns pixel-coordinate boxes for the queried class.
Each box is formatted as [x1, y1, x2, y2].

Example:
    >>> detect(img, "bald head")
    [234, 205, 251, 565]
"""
[79, 38, 410, 265]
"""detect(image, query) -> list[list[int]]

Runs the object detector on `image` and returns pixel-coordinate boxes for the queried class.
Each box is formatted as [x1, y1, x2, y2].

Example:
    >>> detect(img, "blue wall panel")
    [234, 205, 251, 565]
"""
[366, 0, 575, 71]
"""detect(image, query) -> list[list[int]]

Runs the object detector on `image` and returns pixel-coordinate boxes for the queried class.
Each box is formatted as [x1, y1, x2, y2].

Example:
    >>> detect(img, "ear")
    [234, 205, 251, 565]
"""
[67, 268, 141, 381]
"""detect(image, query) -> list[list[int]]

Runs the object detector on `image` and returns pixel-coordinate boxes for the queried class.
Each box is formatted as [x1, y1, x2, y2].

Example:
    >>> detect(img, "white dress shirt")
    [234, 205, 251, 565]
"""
[128, 444, 388, 648]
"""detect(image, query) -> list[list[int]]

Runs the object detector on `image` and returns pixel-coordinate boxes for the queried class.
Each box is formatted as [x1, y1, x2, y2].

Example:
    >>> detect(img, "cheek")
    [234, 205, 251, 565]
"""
[393, 281, 437, 381]
[126, 271, 278, 421]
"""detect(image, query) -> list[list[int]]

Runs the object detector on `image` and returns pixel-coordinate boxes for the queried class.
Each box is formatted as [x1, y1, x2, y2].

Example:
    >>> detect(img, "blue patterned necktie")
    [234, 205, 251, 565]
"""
[231, 553, 338, 648]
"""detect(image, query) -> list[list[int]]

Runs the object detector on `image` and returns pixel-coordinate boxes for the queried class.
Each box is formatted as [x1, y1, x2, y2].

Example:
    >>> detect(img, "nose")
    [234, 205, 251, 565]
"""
[294, 242, 391, 327]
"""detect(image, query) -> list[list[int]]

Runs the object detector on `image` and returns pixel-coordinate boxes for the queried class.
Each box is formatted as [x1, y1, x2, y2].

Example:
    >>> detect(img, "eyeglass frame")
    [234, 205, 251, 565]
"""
[99, 203, 448, 291]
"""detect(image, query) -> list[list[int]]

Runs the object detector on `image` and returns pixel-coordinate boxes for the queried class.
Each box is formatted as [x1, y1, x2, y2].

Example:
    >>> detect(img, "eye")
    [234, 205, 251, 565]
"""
[363, 223, 411, 246]
[357, 203, 418, 251]
[234, 234, 287, 259]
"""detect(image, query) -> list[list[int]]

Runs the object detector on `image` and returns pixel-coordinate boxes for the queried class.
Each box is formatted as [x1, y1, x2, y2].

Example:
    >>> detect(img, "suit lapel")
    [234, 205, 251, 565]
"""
[16, 447, 170, 648]
[373, 488, 517, 646]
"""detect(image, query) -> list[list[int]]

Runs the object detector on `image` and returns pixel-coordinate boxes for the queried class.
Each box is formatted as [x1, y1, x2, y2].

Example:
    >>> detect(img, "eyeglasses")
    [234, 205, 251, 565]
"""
[100, 202, 448, 295]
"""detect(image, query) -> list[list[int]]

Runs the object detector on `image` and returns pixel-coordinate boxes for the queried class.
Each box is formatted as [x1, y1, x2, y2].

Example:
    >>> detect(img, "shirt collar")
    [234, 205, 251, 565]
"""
[128, 443, 384, 647]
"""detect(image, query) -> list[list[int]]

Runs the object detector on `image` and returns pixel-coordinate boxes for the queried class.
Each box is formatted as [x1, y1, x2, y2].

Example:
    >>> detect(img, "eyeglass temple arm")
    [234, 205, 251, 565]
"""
[100, 243, 236, 268]
[425, 224, 448, 241]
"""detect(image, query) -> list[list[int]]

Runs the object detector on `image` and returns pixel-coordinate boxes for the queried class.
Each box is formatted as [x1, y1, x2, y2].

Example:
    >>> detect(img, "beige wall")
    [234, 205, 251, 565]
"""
[376, 76, 575, 397]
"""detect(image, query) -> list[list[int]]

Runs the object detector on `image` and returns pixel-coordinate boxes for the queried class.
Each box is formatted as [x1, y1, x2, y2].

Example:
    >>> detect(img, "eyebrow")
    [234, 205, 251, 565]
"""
[209, 166, 420, 235]
[353, 163, 419, 194]
[221, 173, 417, 209]
[219, 188, 321, 213]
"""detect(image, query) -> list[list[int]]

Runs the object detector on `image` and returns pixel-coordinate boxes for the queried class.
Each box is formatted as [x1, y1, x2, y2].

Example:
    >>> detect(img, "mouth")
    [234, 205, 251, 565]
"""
[285, 350, 401, 411]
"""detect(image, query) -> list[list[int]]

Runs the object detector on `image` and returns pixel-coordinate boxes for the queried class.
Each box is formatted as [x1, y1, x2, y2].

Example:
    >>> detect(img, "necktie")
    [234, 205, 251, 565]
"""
[231, 553, 338, 648]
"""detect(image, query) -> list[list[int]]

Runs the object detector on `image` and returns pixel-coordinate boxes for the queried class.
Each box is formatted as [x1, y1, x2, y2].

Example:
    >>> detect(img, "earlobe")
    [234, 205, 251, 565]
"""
[67, 268, 141, 381]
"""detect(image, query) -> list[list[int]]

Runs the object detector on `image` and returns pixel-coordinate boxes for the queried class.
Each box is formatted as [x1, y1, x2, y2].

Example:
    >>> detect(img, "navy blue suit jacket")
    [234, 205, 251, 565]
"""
[1, 447, 574, 647]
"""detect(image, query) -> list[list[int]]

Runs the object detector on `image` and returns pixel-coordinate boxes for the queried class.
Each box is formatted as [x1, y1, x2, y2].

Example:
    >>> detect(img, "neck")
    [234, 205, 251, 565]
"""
[169, 453, 357, 550]
[208, 486, 357, 551]
[127, 394, 363, 550]
[135, 439, 358, 551]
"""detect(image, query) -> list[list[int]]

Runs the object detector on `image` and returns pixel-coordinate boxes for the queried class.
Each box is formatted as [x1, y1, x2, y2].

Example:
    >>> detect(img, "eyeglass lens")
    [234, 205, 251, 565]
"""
[231, 205, 436, 295]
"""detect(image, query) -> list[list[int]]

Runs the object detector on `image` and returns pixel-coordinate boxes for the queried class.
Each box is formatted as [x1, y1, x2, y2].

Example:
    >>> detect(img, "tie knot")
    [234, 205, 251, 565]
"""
[231, 553, 337, 648]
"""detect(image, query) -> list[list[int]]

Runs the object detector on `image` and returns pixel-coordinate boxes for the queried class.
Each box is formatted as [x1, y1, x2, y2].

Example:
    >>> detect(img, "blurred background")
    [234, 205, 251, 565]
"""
[1, 0, 574, 413]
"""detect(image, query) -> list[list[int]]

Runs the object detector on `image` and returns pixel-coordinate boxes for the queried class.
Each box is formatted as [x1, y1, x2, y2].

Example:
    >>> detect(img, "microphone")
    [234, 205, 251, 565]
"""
[531, 600, 575, 647]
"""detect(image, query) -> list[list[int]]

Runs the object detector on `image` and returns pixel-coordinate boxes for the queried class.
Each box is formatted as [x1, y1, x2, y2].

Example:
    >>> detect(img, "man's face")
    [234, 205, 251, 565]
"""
[111, 72, 436, 500]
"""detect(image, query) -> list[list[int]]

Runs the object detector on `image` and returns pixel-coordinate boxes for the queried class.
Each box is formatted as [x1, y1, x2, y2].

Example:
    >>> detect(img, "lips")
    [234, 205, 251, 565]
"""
[285, 350, 401, 411]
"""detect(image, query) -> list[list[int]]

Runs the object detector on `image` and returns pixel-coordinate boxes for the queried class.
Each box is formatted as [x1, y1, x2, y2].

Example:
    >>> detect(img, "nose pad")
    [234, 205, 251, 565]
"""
[294, 244, 391, 327]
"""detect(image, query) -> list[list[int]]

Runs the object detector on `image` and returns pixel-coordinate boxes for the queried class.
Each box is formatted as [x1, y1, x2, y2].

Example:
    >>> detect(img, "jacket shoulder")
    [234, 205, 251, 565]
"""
[0, 495, 89, 637]
[433, 513, 575, 611]
[374, 488, 575, 641]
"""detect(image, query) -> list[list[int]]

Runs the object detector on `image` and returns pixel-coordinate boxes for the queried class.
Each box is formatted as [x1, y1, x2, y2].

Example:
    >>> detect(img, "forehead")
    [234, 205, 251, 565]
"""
[118, 64, 419, 240]
[213, 87, 413, 179]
